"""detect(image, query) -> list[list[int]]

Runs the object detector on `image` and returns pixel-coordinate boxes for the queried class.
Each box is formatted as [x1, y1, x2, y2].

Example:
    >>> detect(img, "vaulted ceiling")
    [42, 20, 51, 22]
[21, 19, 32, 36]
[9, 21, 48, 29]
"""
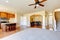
[0, 0, 60, 14]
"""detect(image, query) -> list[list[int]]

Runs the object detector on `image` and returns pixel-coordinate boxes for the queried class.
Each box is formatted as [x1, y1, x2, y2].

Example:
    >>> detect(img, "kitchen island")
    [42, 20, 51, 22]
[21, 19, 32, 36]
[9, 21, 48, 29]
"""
[1, 23, 16, 32]
[0, 24, 1, 29]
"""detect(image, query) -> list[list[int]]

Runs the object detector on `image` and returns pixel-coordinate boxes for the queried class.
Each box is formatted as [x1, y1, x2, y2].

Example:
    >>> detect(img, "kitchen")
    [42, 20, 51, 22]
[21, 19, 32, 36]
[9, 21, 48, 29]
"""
[0, 12, 17, 32]
[0, 12, 21, 38]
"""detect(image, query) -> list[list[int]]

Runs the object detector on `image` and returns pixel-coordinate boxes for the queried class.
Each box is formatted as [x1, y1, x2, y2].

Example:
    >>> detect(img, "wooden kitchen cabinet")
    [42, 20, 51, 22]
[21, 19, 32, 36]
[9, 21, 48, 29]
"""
[0, 24, 1, 29]
[9, 14, 15, 18]
[7, 13, 15, 19]
[12, 14, 15, 18]
[0, 13, 1, 18]
[0, 12, 15, 19]
[0, 12, 7, 18]
[7, 13, 10, 19]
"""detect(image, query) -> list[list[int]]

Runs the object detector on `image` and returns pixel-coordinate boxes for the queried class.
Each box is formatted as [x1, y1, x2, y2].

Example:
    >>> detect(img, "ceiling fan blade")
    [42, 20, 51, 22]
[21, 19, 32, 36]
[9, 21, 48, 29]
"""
[39, 4, 44, 7]
[28, 4, 35, 6]
[40, 0, 47, 3]
[34, 0, 39, 3]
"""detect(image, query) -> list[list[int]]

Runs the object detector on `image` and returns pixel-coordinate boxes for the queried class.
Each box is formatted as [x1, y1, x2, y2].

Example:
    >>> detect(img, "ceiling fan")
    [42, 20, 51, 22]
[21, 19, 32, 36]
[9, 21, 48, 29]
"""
[28, 0, 47, 9]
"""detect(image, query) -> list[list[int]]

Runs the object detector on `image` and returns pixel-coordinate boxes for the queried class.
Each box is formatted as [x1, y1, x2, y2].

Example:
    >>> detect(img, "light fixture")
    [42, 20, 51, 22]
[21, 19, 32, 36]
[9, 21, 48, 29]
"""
[5, 0, 9, 3]
[36, 4, 39, 6]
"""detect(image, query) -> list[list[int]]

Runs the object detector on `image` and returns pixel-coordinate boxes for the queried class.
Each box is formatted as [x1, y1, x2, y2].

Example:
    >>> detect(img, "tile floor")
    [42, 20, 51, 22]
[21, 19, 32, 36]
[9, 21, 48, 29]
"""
[0, 27, 20, 38]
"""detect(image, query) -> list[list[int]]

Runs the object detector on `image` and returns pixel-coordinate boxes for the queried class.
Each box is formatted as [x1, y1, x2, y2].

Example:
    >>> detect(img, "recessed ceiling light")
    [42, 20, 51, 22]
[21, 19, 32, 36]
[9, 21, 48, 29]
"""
[5, 0, 9, 3]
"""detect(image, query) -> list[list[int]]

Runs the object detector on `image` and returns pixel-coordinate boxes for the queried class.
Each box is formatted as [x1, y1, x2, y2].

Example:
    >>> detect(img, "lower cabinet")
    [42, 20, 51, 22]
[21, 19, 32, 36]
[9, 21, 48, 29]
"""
[0, 24, 1, 29]
[1, 23, 16, 32]
[6, 23, 16, 31]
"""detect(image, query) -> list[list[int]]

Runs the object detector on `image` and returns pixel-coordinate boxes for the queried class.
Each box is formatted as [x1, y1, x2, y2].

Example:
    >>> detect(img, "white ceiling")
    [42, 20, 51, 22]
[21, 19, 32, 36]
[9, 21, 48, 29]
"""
[0, 0, 60, 14]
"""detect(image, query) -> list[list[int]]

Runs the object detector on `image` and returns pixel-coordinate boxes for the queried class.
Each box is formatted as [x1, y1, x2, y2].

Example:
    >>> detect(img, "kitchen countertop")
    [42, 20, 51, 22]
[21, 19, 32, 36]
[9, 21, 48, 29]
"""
[1, 23, 16, 26]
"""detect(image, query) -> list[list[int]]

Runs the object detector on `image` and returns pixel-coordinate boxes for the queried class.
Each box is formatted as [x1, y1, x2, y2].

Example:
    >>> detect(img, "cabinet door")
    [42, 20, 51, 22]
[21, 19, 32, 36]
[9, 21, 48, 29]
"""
[10, 14, 15, 18]
[0, 12, 15, 19]
[6, 13, 15, 19]
[7, 13, 10, 19]
[12, 14, 15, 18]
[0, 12, 7, 18]
[0, 13, 1, 18]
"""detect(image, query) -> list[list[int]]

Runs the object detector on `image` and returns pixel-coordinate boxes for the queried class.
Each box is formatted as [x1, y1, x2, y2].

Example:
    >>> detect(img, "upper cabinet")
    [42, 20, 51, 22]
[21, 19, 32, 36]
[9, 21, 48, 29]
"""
[0, 12, 15, 19]
[9, 14, 15, 18]
[7, 13, 15, 19]
[0, 12, 7, 18]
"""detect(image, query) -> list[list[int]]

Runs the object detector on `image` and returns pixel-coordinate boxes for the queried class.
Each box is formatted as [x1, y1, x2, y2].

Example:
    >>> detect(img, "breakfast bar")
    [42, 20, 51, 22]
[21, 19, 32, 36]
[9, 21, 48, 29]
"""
[1, 23, 16, 32]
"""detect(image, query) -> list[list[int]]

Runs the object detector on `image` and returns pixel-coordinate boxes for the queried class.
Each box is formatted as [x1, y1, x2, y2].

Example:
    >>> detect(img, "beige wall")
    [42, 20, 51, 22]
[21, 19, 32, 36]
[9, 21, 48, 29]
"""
[16, 11, 55, 30]
[17, 11, 46, 29]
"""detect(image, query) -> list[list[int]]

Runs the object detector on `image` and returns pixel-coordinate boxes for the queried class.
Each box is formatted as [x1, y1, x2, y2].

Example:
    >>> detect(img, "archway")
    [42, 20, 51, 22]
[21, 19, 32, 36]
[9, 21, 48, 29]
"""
[30, 14, 43, 28]
[54, 9, 60, 31]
